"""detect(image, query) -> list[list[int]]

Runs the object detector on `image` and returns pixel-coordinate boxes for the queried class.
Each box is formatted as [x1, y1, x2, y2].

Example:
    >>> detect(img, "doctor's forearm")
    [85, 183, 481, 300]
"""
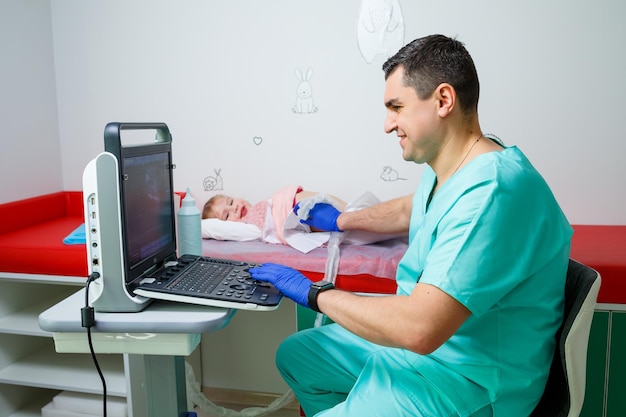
[337, 194, 412, 234]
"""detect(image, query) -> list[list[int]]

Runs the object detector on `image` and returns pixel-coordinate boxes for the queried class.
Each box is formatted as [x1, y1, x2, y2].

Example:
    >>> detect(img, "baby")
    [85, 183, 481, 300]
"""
[202, 186, 404, 252]
[202, 186, 346, 240]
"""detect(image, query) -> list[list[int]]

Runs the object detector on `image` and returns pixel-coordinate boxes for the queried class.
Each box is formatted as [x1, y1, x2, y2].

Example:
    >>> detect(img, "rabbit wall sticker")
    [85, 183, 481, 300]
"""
[292, 68, 318, 114]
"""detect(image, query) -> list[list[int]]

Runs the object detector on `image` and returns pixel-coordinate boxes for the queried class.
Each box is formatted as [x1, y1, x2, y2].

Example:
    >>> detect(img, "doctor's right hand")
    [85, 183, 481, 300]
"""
[294, 202, 342, 232]
[249, 263, 312, 308]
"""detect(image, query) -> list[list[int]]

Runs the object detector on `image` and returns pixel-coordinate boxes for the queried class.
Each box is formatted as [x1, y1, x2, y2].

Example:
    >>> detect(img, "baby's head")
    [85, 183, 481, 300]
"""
[202, 195, 252, 222]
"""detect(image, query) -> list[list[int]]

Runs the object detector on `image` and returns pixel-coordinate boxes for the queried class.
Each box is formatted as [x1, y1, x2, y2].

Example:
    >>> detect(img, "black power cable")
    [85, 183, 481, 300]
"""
[81, 272, 107, 417]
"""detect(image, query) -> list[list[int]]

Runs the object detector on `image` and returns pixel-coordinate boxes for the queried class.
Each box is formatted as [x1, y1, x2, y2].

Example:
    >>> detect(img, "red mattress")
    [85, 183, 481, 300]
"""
[570, 225, 626, 304]
[1, 192, 624, 305]
[0, 192, 87, 277]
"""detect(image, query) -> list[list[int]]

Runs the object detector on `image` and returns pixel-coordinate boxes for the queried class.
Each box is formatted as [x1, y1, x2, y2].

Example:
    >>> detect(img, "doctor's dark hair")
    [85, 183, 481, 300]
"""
[382, 34, 480, 115]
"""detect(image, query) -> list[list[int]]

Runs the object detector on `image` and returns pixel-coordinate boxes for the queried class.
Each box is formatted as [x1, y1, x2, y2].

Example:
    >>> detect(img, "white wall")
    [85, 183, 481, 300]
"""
[50, 0, 626, 225]
[0, 0, 62, 204]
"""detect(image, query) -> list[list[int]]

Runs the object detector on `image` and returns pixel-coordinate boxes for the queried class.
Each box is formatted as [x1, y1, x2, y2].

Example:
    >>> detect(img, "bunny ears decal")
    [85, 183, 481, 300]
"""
[291, 1, 405, 115]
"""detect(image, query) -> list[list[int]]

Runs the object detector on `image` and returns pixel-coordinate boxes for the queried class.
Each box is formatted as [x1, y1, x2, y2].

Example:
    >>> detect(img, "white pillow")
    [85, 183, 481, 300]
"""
[201, 218, 262, 241]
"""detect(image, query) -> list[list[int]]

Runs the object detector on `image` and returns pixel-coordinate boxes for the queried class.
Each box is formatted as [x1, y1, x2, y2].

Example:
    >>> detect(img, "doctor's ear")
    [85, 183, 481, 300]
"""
[434, 83, 456, 117]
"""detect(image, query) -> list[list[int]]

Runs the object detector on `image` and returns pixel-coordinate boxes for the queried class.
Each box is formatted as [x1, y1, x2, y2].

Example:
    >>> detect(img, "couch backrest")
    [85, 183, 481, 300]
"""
[0, 191, 83, 235]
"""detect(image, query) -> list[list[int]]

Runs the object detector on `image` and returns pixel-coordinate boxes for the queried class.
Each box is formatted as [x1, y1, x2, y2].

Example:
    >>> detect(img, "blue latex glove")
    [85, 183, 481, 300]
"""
[294, 202, 342, 232]
[249, 263, 312, 308]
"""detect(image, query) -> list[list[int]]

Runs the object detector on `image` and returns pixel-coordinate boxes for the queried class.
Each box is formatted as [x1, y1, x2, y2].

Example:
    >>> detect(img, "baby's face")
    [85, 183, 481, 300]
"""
[212, 196, 252, 222]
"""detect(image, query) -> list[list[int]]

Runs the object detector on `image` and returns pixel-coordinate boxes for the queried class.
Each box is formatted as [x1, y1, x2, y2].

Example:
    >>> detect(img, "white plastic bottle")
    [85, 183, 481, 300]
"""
[177, 187, 202, 256]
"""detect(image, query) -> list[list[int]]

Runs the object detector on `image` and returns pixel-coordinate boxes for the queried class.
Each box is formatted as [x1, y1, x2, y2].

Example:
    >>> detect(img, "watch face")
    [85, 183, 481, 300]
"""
[309, 280, 334, 313]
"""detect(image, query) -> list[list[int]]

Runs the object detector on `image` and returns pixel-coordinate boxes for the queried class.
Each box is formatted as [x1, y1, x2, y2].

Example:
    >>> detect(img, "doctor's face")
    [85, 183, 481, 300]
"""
[383, 67, 441, 165]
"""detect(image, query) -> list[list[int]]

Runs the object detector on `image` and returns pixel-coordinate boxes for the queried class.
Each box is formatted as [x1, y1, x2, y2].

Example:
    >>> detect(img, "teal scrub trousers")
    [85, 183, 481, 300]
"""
[278, 323, 493, 417]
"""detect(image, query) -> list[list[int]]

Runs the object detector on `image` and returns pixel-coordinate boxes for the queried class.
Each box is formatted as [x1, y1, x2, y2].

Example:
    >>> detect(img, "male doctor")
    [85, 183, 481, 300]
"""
[250, 34, 572, 417]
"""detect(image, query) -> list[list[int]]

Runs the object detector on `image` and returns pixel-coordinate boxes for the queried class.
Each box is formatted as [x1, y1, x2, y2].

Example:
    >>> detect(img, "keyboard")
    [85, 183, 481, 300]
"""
[135, 255, 282, 306]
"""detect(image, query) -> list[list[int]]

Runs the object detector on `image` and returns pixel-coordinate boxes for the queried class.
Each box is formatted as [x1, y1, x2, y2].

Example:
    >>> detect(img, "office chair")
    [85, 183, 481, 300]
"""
[531, 259, 601, 417]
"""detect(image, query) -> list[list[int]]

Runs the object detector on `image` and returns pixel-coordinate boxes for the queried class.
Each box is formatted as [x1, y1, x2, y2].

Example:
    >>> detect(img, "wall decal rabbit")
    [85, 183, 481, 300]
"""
[292, 68, 318, 114]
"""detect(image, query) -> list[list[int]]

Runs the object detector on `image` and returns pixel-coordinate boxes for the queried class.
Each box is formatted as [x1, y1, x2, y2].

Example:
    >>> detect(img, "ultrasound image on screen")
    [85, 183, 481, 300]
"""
[122, 152, 174, 269]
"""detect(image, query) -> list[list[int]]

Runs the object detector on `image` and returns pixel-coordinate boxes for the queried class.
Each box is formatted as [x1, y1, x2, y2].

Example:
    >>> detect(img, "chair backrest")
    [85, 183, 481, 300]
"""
[531, 259, 601, 417]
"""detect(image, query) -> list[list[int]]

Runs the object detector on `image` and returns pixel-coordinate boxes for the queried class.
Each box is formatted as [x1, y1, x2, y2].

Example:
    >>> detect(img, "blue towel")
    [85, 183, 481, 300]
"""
[63, 223, 86, 245]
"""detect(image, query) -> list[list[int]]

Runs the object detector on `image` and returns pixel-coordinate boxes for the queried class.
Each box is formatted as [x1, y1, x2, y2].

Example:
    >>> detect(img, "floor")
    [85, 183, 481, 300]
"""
[192, 390, 301, 417]
[194, 402, 300, 417]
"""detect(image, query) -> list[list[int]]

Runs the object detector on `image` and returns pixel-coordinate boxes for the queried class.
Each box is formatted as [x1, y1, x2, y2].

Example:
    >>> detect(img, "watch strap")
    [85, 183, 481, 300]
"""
[308, 281, 334, 313]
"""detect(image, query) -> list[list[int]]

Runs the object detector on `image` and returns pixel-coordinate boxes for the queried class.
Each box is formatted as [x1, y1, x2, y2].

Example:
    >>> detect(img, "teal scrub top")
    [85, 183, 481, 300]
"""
[396, 145, 573, 416]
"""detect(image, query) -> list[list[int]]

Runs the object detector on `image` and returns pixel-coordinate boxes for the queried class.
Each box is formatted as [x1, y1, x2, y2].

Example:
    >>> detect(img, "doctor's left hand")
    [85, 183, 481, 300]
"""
[294, 202, 342, 232]
[249, 263, 311, 308]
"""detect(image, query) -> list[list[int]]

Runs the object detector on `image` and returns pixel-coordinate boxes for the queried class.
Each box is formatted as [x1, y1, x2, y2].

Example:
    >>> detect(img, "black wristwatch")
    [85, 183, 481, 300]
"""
[308, 280, 335, 313]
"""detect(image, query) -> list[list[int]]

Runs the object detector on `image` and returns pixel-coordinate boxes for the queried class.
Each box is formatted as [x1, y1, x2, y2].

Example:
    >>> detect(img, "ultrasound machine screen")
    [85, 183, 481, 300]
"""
[119, 145, 177, 283]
